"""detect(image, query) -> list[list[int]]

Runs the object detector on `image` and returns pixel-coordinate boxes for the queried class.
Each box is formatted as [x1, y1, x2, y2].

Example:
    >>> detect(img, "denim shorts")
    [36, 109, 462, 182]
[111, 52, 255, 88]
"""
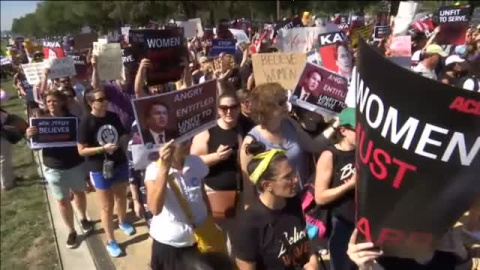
[43, 163, 87, 200]
[89, 163, 128, 190]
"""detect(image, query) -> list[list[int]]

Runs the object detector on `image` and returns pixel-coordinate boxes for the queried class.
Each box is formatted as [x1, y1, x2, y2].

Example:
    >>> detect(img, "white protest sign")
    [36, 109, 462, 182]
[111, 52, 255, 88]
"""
[121, 27, 130, 37]
[229, 28, 250, 46]
[21, 62, 47, 85]
[176, 20, 197, 39]
[276, 26, 327, 53]
[189, 18, 204, 37]
[393, 1, 418, 36]
[96, 43, 123, 81]
[47, 57, 76, 80]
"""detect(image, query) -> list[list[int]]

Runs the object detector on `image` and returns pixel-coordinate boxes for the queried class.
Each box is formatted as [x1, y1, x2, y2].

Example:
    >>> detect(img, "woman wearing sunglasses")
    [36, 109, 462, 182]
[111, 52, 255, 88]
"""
[232, 143, 319, 270]
[314, 108, 357, 270]
[240, 83, 309, 209]
[190, 92, 243, 252]
[77, 89, 135, 257]
[25, 90, 94, 248]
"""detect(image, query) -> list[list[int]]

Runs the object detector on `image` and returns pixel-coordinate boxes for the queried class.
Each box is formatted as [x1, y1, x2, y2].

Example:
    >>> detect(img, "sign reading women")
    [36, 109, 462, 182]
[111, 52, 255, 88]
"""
[354, 39, 480, 259]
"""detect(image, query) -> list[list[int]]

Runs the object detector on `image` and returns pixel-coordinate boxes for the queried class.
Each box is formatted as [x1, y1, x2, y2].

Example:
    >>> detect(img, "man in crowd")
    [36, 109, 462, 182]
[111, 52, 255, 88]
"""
[141, 102, 177, 145]
[412, 44, 448, 80]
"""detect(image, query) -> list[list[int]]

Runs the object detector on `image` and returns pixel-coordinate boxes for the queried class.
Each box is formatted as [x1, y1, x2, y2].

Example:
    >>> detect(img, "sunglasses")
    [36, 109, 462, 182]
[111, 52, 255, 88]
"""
[93, 97, 108, 103]
[218, 104, 239, 111]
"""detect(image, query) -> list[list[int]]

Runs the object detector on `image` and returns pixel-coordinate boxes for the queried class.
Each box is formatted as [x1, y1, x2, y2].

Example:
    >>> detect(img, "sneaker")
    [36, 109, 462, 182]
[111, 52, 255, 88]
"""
[66, 231, 78, 249]
[119, 222, 135, 236]
[80, 219, 94, 234]
[106, 241, 122, 257]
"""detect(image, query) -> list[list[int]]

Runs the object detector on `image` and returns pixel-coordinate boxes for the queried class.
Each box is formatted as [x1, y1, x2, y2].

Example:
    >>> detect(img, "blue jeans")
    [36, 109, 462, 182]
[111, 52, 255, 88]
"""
[329, 216, 356, 270]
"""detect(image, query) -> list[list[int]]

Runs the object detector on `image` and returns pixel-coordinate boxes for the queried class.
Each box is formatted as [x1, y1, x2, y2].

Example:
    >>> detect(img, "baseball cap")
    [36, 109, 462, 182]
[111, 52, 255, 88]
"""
[339, 108, 356, 128]
[425, 44, 448, 57]
[445, 55, 465, 66]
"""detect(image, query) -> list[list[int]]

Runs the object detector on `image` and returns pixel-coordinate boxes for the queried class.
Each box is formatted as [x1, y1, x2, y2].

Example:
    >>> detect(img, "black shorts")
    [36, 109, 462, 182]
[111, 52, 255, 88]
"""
[150, 239, 198, 270]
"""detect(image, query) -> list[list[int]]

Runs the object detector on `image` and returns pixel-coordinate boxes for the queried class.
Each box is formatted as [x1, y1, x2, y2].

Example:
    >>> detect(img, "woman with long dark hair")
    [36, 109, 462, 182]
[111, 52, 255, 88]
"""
[26, 90, 94, 248]
[314, 108, 357, 270]
[77, 88, 134, 257]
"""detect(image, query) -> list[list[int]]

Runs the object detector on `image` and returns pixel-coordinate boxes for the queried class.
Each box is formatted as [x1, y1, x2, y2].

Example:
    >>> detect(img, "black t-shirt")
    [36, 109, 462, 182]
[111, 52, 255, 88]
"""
[238, 113, 255, 138]
[78, 111, 127, 172]
[42, 114, 84, 170]
[377, 251, 457, 270]
[328, 146, 356, 223]
[232, 197, 312, 270]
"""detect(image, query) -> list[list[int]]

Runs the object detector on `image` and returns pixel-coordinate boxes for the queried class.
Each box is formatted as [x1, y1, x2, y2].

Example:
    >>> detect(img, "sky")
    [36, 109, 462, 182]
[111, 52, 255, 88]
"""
[1, 1, 40, 31]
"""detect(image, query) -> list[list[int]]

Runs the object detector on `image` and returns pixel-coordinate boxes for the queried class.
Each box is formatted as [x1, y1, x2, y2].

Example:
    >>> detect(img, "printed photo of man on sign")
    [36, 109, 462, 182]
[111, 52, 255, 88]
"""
[290, 62, 348, 116]
[132, 79, 218, 145]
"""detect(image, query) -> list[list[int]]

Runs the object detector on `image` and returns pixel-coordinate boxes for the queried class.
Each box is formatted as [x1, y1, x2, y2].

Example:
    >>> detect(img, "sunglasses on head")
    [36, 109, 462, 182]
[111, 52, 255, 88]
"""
[218, 104, 239, 111]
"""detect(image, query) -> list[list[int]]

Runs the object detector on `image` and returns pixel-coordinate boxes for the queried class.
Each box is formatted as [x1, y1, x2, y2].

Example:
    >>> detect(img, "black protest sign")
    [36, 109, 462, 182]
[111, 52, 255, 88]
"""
[72, 52, 88, 80]
[274, 17, 303, 37]
[30, 117, 78, 149]
[74, 33, 98, 51]
[374, 26, 391, 40]
[209, 39, 237, 57]
[437, 5, 471, 45]
[317, 31, 348, 48]
[131, 79, 218, 146]
[121, 47, 138, 84]
[355, 38, 480, 259]
[129, 29, 187, 86]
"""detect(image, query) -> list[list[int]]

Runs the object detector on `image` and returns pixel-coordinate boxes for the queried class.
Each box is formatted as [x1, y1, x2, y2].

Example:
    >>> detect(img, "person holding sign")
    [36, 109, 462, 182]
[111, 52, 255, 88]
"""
[231, 144, 319, 270]
[77, 88, 135, 258]
[25, 90, 94, 249]
[314, 108, 357, 270]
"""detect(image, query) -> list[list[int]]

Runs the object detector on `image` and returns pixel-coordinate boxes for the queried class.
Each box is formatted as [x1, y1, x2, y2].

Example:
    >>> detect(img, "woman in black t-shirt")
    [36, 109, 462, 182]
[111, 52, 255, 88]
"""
[26, 90, 93, 249]
[315, 108, 357, 270]
[77, 89, 135, 258]
[231, 143, 319, 270]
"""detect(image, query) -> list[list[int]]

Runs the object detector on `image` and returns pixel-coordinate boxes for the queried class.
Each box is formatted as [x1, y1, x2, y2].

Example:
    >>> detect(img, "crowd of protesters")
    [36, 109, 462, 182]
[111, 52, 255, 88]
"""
[0, 5, 479, 270]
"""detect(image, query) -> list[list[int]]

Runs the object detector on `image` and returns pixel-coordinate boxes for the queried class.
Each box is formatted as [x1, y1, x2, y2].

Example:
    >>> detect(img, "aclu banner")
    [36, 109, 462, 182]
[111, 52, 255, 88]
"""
[354, 38, 480, 259]
[209, 39, 237, 57]
[30, 117, 78, 149]
[129, 29, 188, 86]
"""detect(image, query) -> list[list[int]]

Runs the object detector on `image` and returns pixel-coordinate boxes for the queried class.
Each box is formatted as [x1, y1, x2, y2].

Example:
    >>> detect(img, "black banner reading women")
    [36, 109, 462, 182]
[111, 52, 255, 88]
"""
[355, 38, 480, 259]
[30, 117, 78, 149]
[129, 29, 188, 86]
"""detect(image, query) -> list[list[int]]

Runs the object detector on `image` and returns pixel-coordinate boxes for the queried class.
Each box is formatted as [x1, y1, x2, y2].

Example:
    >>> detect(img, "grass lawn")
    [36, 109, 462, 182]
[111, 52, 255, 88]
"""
[1, 77, 61, 270]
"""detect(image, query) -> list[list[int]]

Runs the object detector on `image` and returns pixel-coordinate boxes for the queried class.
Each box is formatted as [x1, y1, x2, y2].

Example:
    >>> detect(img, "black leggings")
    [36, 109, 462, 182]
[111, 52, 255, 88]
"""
[150, 239, 198, 270]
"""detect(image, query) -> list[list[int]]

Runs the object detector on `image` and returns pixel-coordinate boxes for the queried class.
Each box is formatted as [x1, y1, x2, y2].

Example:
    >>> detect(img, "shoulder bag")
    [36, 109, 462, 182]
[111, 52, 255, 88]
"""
[167, 176, 227, 254]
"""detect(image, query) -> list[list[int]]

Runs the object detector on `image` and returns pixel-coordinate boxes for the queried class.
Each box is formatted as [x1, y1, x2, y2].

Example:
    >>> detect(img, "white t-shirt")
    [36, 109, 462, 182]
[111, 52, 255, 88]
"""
[412, 62, 437, 80]
[144, 155, 209, 247]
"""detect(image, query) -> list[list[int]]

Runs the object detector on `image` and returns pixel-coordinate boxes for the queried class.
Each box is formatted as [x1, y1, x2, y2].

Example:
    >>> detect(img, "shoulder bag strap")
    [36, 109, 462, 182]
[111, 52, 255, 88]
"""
[167, 175, 195, 226]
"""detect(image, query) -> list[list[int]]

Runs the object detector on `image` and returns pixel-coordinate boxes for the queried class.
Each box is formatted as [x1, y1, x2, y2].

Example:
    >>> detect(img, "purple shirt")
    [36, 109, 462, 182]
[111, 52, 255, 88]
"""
[104, 82, 135, 133]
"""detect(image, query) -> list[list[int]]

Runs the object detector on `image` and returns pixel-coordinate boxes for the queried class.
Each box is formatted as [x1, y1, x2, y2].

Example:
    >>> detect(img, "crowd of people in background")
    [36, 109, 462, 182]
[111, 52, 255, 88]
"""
[0, 4, 479, 270]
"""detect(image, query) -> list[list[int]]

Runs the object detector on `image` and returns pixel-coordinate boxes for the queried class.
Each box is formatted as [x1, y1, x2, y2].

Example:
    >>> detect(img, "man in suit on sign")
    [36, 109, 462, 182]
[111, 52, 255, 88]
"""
[141, 102, 178, 145]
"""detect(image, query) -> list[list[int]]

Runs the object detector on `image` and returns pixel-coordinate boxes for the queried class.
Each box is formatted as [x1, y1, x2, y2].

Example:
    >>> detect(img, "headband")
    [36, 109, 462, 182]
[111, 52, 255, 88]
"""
[249, 149, 286, 184]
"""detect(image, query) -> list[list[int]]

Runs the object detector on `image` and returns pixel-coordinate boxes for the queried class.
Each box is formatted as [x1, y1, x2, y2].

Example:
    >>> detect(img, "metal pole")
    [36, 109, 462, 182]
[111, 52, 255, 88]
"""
[277, 0, 280, 21]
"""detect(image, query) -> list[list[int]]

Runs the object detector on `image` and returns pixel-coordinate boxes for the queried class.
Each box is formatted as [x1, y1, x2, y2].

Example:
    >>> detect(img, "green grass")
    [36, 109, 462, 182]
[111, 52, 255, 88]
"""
[0, 78, 61, 270]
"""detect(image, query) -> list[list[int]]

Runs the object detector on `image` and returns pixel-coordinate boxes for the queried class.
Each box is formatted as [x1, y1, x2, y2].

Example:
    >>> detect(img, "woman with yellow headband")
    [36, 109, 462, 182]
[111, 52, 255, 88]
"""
[232, 142, 319, 270]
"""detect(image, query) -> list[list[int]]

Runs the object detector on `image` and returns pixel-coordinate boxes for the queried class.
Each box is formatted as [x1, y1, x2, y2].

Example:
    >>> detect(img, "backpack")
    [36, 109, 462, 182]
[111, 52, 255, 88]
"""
[299, 149, 336, 240]
[457, 75, 480, 92]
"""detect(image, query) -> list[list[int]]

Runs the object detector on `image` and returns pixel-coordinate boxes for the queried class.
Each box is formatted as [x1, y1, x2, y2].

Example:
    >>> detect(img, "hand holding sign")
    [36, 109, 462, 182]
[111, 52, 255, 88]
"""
[347, 229, 383, 269]
[158, 139, 175, 167]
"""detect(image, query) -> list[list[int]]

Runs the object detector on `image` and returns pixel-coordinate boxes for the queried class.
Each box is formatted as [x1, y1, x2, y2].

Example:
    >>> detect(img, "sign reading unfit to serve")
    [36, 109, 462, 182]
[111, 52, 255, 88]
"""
[252, 53, 306, 91]
[354, 38, 480, 259]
